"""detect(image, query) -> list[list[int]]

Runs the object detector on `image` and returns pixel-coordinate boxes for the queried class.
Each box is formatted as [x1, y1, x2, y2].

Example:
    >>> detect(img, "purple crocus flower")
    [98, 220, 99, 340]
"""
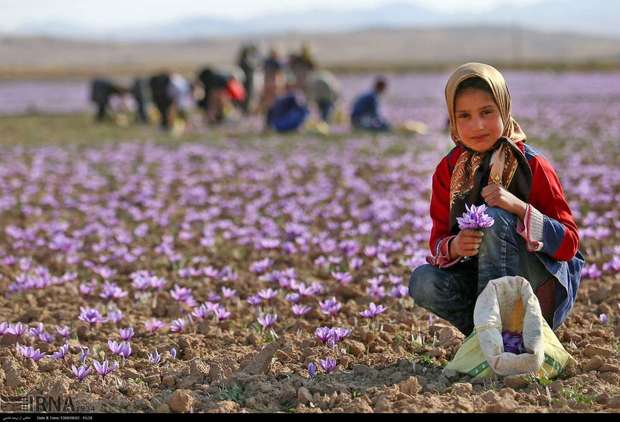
[257, 288, 278, 301]
[308, 362, 317, 378]
[457, 204, 495, 230]
[257, 313, 278, 329]
[144, 318, 166, 333]
[0, 321, 9, 335]
[38, 331, 54, 344]
[8, 322, 27, 337]
[108, 340, 132, 358]
[292, 304, 312, 316]
[148, 350, 161, 365]
[51, 344, 69, 360]
[119, 327, 134, 341]
[315, 327, 333, 344]
[359, 303, 387, 318]
[79, 307, 105, 325]
[319, 357, 337, 374]
[79, 347, 90, 363]
[330, 328, 351, 344]
[170, 318, 186, 333]
[107, 309, 124, 324]
[599, 313, 609, 324]
[247, 295, 263, 306]
[71, 365, 91, 382]
[221, 287, 237, 299]
[331, 271, 353, 285]
[285, 293, 301, 303]
[29, 323, 46, 338]
[17, 344, 46, 361]
[56, 326, 71, 339]
[213, 306, 231, 322]
[501, 331, 526, 354]
[319, 297, 342, 317]
[170, 348, 177, 359]
[100, 281, 128, 300]
[93, 359, 118, 378]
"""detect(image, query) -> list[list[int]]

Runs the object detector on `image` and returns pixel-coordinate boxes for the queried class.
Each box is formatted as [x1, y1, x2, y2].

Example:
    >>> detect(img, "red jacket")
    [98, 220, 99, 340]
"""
[429, 142, 580, 263]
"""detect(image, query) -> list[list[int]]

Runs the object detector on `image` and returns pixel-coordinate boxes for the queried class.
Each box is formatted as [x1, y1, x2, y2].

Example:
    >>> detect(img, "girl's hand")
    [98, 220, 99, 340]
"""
[450, 229, 484, 258]
[481, 184, 527, 220]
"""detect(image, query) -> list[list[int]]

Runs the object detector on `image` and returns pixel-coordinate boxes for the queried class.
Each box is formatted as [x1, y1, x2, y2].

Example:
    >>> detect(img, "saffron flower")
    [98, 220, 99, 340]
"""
[108, 340, 132, 358]
[292, 304, 312, 316]
[221, 287, 237, 299]
[257, 288, 278, 301]
[257, 313, 278, 329]
[8, 322, 27, 337]
[247, 295, 263, 306]
[107, 309, 124, 324]
[170, 318, 186, 333]
[319, 357, 337, 374]
[457, 204, 495, 230]
[599, 313, 609, 324]
[144, 318, 166, 333]
[119, 327, 134, 341]
[51, 344, 69, 360]
[213, 306, 231, 321]
[502, 331, 526, 354]
[315, 327, 333, 344]
[93, 359, 118, 378]
[148, 350, 161, 365]
[79, 307, 105, 325]
[0, 321, 8, 335]
[319, 297, 342, 317]
[17, 344, 46, 361]
[79, 347, 90, 363]
[170, 348, 177, 359]
[56, 326, 71, 339]
[359, 303, 387, 318]
[71, 365, 91, 382]
[307, 362, 317, 378]
[331, 271, 353, 285]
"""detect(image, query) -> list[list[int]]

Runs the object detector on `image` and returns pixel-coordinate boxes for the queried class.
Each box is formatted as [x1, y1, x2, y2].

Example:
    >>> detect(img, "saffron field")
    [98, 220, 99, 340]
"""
[0, 71, 619, 413]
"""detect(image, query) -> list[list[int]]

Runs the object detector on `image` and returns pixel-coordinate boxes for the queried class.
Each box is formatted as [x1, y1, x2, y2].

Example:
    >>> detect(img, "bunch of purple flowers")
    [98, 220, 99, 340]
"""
[501, 330, 526, 354]
[359, 303, 387, 319]
[457, 204, 495, 230]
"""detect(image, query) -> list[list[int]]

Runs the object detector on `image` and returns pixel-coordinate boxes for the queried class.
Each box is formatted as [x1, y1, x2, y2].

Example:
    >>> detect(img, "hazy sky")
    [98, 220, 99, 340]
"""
[1, 0, 541, 30]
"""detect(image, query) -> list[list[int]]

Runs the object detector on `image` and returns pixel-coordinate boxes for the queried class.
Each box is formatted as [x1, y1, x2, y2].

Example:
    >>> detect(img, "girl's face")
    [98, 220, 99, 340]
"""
[454, 88, 504, 153]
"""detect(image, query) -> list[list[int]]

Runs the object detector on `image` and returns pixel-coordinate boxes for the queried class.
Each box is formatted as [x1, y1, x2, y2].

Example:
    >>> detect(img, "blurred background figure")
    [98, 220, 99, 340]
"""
[148, 71, 174, 130]
[288, 42, 316, 93]
[130, 76, 150, 124]
[306, 69, 340, 123]
[265, 74, 309, 133]
[89, 78, 128, 122]
[237, 43, 260, 115]
[196, 67, 246, 125]
[350, 75, 391, 132]
[167, 72, 194, 132]
[259, 48, 284, 113]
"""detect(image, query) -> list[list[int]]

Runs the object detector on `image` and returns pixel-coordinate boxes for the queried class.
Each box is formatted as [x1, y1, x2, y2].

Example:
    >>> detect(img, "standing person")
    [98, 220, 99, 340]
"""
[167, 72, 194, 129]
[89, 78, 128, 122]
[149, 72, 173, 130]
[259, 48, 283, 113]
[130, 77, 149, 124]
[306, 69, 340, 123]
[350, 76, 391, 132]
[408, 62, 584, 335]
[289, 42, 316, 93]
[237, 43, 259, 114]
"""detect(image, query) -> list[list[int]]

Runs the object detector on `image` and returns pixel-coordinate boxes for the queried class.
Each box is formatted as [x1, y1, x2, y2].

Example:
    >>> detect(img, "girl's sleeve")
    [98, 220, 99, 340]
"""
[517, 156, 580, 261]
[427, 157, 461, 268]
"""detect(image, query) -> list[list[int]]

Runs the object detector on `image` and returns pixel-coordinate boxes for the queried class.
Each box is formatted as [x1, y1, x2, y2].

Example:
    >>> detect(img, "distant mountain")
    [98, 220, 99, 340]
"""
[6, 0, 620, 41]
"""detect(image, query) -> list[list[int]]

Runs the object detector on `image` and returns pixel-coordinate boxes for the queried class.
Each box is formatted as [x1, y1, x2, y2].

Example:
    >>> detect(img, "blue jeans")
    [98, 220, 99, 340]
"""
[409, 207, 552, 336]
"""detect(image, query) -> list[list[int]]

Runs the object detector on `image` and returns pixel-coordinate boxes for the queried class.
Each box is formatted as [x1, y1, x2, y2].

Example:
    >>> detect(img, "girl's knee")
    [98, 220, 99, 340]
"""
[408, 265, 441, 303]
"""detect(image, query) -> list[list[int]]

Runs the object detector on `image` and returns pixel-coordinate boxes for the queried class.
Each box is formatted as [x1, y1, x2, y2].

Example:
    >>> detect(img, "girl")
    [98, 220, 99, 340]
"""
[409, 63, 585, 336]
